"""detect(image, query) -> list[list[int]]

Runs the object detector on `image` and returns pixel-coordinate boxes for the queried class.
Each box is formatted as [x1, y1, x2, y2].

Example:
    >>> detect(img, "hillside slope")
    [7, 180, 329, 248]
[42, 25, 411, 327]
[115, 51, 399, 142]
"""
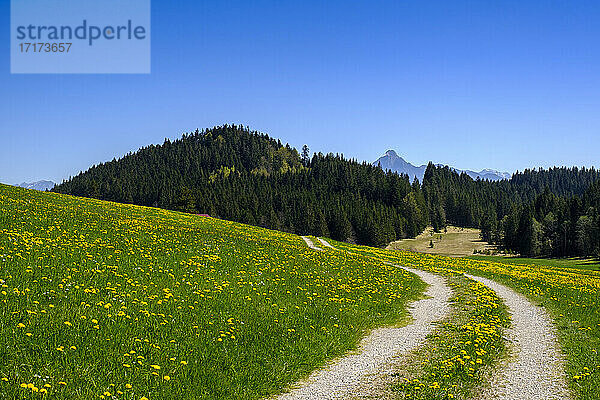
[53, 125, 430, 247]
[0, 184, 424, 399]
[52, 124, 599, 255]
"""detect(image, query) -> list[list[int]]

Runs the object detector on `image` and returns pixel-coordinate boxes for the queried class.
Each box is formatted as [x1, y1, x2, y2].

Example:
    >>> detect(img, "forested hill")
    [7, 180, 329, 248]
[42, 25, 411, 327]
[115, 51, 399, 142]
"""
[421, 163, 600, 230]
[53, 124, 599, 254]
[53, 125, 428, 247]
[422, 163, 600, 257]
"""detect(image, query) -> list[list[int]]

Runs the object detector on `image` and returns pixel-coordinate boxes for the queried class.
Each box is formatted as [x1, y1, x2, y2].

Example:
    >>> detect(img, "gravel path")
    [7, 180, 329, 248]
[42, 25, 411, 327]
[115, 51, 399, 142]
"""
[316, 237, 336, 249]
[466, 274, 571, 400]
[275, 261, 451, 400]
[301, 236, 323, 251]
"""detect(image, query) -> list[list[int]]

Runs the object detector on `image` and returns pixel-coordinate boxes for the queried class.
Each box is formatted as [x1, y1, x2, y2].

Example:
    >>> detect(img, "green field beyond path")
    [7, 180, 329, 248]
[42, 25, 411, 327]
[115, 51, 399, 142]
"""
[469, 255, 600, 271]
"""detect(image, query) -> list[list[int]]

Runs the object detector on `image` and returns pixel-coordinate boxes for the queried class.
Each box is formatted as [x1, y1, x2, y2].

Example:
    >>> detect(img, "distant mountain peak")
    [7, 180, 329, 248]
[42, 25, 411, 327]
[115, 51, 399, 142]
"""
[16, 180, 56, 191]
[373, 151, 510, 182]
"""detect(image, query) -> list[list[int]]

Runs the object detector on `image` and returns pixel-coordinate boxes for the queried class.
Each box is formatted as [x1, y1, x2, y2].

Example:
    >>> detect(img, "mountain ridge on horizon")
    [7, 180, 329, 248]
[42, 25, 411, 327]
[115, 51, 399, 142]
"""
[15, 180, 56, 191]
[373, 149, 512, 182]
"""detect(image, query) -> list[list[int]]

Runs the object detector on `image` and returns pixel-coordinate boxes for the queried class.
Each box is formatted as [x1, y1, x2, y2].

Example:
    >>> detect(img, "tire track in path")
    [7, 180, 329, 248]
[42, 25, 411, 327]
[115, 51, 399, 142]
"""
[301, 236, 323, 251]
[466, 274, 571, 400]
[316, 237, 336, 250]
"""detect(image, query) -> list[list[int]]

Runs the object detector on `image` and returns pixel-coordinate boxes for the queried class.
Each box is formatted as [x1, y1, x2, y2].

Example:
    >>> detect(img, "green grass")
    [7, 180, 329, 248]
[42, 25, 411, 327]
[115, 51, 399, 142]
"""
[319, 239, 509, 400]
[457, 256, 600, 400]
[387, 226, 494, 257]
[0, 184, 425, 400]
[469, 255, 600, 271]
[322, 237, 600, 400]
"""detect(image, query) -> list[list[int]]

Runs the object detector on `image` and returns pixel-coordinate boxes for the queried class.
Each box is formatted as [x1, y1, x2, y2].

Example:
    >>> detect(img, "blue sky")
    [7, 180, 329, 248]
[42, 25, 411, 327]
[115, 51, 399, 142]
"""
[1, 0, 599, 184]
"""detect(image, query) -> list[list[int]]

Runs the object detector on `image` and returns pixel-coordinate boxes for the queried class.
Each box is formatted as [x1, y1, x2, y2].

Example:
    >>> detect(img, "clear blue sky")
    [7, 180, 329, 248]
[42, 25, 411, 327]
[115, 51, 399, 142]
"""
[2, 0, 599, 184]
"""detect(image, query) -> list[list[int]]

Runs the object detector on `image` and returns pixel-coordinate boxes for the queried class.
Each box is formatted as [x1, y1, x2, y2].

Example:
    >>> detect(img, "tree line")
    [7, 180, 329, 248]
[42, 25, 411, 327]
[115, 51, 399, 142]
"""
[53, 124, 600, 256]
[54, 125, 428, 247]
[421, 164, 600, 257]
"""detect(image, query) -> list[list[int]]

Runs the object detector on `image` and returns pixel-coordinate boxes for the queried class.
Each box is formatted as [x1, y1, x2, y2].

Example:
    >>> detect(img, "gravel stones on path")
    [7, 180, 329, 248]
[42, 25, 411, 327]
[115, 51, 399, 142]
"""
[466, 274, 571, 400]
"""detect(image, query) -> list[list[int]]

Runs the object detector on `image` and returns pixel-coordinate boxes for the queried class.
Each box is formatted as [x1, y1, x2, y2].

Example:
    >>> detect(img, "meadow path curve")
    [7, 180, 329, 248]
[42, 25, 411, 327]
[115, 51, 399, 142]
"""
[301, 236, 323, 251]
[316, 237, 336, 250]
[466, 274, 571, 400]
[277, 237, 451, 399]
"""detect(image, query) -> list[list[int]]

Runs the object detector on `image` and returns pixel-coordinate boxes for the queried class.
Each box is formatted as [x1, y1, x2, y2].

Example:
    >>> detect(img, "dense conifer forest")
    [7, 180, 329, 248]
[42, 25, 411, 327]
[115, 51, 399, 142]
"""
[54, 125, 428, 247]
[422, 164, 600, 257]
[53, 125, 600, 255]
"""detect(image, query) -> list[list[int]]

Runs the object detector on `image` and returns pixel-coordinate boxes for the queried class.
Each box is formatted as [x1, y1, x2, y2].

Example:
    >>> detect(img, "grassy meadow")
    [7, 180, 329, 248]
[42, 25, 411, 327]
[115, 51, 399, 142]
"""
[321, 239, 509, 399]
[387, 226, 496, 257]
[0, 184, 425, 399]
[2, 181, 598, 400]
[469, 255, 600, 271]
[325, 238, 600, 400]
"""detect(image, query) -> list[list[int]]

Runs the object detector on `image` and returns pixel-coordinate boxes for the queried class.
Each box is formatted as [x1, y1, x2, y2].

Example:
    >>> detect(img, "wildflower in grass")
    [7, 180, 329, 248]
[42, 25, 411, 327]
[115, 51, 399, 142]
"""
[58, 381, 66, 386]
[64, 321, 72, 327]
[17, 323, 25, 328]
[163, 375, 170, 381]
[125, 384, 132, 389]
[150, 365, 160, 370]
[70, 346, 76, 350]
